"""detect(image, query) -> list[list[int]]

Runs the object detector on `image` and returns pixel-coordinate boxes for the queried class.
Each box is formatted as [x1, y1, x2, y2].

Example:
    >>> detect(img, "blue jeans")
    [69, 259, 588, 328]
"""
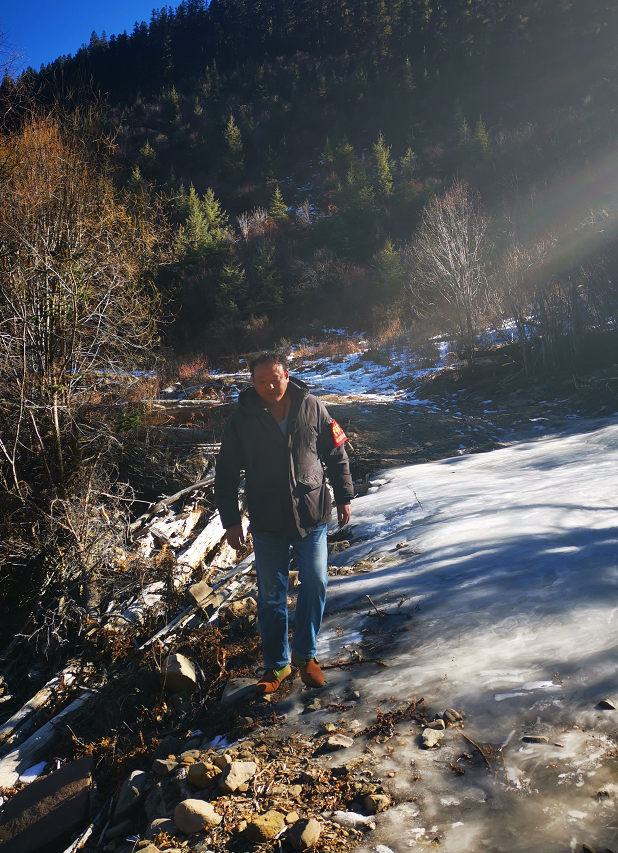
[251, 524, 328, 670]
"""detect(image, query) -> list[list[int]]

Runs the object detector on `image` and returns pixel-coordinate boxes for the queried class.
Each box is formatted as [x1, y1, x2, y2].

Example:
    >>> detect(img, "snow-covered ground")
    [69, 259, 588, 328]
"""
[290, 348, 438, 405]
[211, 345, 618, 850]
[270, 358, 618, 852]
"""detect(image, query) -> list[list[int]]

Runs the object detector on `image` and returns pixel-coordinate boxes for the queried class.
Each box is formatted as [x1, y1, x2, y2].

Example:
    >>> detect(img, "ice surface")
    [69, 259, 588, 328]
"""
[277, 416, 618, 852]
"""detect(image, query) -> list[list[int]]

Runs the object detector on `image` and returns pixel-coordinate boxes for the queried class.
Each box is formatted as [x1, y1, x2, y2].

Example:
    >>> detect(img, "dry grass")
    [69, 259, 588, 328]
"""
[290, 335, 368, 363]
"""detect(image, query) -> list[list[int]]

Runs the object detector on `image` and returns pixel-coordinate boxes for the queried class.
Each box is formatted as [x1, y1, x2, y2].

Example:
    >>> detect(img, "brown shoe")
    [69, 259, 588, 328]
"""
[254, 664, 291, 695]
[292, 652, 324, 688]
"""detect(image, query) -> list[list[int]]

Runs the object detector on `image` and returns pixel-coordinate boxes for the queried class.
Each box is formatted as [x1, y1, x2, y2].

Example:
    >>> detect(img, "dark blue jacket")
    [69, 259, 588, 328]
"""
[214, 376, 353, 537]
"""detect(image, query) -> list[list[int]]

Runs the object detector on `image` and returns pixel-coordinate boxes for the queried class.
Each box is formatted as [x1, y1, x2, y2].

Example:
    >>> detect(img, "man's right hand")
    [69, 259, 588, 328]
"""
[225, 523, 245, 550]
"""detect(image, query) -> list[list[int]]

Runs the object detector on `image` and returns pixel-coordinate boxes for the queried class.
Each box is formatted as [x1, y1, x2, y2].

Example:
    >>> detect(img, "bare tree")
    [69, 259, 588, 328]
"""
[0, 109, 163, 494]
[405, 180, 491, 369]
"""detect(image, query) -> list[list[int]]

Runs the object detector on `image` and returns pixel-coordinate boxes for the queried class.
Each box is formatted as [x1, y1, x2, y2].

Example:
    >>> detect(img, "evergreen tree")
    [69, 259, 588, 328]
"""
[269, 185, 288, 222]
[137, 140, 157, 178]
[373, 131, 394, 198]
[223, 113, 244, 182]
[254, 244, 283, 312]
[399, 148, 418, 182]
[474, 118, 491, 159]
[217, 256, 247, 317]
[176, 185, 228, 268]
[373, 238, 404, 302]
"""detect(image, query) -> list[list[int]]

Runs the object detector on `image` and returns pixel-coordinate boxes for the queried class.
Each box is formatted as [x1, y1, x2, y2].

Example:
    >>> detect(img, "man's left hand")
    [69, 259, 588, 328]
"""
[337, 504, 351, 528]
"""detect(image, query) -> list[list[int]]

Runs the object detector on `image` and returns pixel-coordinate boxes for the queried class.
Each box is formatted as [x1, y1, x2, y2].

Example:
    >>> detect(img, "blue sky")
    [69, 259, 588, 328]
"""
[2, 1, 162, 72]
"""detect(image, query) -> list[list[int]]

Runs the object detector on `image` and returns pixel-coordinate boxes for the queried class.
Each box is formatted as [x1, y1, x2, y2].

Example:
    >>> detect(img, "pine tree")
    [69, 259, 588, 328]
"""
[138, 140, 157, 179]
[223, 114, 244, 181]
[399, 148, 418, 182]
[217, 256, 247, 317]
[474, 118, 491, 158]
[373, 131, 394, 198]
[374, 238, 404, 302]
[269, 185, 288, 222]
[254, 244, 283, 312]
[176, 185, 228, 268]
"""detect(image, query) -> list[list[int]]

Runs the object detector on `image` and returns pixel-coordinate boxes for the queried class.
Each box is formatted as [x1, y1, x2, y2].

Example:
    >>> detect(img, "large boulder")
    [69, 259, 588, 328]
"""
[0, 756, 93, 853]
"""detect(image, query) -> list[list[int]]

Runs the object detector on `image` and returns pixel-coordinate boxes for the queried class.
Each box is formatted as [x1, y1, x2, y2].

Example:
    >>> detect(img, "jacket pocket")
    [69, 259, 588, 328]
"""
[295, 466, 329, 526]
[296, 466, 324, 489]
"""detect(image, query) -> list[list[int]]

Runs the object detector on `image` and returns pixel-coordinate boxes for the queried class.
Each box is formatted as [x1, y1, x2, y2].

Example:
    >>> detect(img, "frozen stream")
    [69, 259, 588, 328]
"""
[275, 416, 618, 853]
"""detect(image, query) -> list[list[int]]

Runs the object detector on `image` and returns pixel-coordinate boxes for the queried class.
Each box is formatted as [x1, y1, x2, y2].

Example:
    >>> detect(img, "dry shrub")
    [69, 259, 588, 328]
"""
[157, 353, 211, 389]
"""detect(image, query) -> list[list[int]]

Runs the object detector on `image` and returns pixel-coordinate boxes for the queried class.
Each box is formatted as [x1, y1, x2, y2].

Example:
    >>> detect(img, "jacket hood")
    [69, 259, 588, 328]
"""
[238, 375, 310, 410]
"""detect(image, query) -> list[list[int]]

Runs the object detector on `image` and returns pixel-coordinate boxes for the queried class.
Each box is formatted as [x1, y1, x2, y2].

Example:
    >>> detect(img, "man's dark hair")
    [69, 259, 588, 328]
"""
[249, 351, 288, 375]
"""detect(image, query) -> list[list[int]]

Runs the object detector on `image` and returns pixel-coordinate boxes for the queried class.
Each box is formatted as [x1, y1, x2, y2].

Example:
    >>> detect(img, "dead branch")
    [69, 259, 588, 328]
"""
[129, 472, 216, 535]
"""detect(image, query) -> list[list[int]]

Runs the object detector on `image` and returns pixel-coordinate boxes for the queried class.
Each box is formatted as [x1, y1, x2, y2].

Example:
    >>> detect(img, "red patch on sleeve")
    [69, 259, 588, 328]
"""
[331, 419, 347, 447]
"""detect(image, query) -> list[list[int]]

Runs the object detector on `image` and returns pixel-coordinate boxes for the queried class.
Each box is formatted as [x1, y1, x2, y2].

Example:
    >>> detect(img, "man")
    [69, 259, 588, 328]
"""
[214, 351, 353, 694]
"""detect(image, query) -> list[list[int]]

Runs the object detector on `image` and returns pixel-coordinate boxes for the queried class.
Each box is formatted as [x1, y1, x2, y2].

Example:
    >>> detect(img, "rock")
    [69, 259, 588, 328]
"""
[246, 810, 286, 842]
[521, 735, 549, 744]
[288, 784, 303, 797]
[233, 820, 248, 835]
[114, 770, 150, 820]
[326, 735, 354, 751]
[144, 778, 183, 822]
[301, 771, 318, 785]
[219, 596, 257, 627]
[0, 756, 94, 853]
[135, 846, 159, 853]
[331, 811, 376, 829]
[289, 818, 322, 849]
[421, 729, 444, 749]
[213, 753, 233, 769]
[145, 817, 178, 839]
[286, 811, 300, 824]
[153, 735, 181, 758]
[187, 581, 213, 608]
[426, 719, 445, 730]
[319, 723, 337, 734]
[105, 819, 133, 839]
[187, 761, 222, 788]
[221, 678, 255, 706]
[179, 749, 201, 763]
[443, 708, 463, 723]
[597, 698, 616, 710]
[172, 693, 191, 713]
[152, 759, 178, 776]
[304, 698, 325, 712]
[159, 654, 197, 693]
[173, 799, 222, 834]
[364, 794, 390, 814]
[193, 842, 214, 853]
[582, 845, 595, 853]
[219, 760, 257, 793]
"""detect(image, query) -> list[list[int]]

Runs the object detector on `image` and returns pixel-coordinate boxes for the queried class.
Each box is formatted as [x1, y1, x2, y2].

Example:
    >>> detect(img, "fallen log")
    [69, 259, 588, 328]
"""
[129, 473, 216, 535]
[0, 691, 96, 789]
[0, 662, 80, 751]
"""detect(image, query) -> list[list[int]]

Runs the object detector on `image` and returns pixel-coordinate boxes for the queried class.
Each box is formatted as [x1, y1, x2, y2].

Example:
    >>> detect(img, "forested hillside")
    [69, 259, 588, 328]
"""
[9, 0, 618, 365]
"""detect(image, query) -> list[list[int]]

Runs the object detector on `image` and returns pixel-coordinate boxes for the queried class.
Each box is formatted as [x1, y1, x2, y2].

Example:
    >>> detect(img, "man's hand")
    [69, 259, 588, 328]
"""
[337, 504, 351, 528]
[225, 523, 245, 550]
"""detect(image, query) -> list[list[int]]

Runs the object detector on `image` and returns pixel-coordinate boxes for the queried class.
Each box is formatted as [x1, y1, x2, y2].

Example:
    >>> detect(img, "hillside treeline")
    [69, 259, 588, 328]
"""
[4, 0, 618, 363]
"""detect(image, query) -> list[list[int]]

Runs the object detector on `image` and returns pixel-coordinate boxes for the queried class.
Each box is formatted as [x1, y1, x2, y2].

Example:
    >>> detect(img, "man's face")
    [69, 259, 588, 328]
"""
[252, 362, 289, 405]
